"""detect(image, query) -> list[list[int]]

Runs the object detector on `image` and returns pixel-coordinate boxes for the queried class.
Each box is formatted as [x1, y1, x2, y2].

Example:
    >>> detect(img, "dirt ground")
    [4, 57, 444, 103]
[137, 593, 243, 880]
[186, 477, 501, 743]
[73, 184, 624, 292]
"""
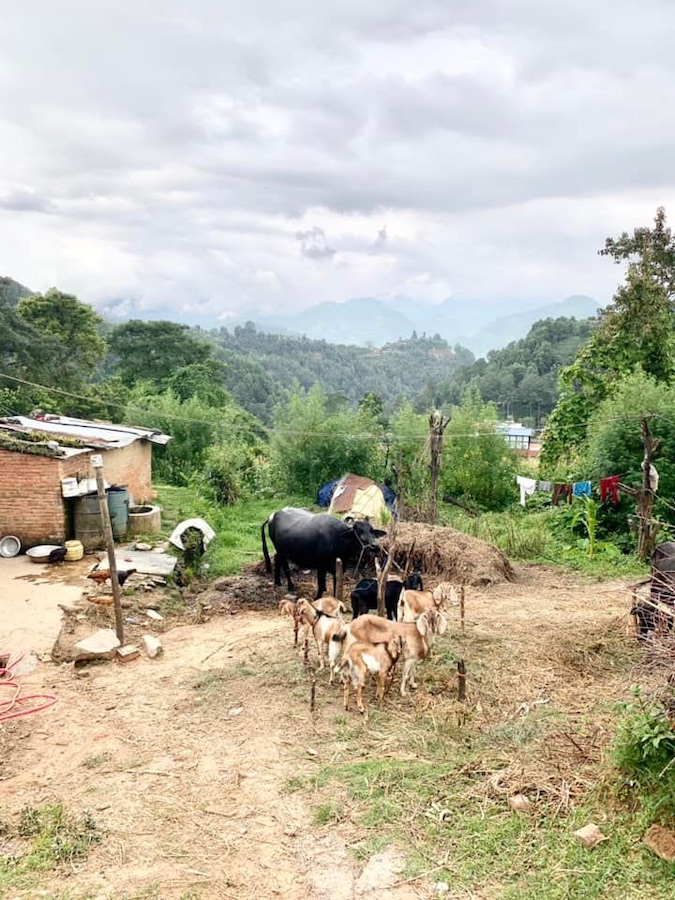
[0, 564, 648, 900]
[0, 556, 92, 659]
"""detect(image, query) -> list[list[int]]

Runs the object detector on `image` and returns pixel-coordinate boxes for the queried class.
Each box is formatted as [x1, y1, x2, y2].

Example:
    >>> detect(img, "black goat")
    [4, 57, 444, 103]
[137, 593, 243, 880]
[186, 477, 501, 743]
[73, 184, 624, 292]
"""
[350, 572, 424, 621]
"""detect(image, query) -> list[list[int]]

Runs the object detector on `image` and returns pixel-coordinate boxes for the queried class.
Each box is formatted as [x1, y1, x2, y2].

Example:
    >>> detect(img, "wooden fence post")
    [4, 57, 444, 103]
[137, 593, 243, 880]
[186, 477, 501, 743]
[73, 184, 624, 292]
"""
[335, 558, 344, 604]
[457, 659, 466, 701]
[92, 455, 125, 645]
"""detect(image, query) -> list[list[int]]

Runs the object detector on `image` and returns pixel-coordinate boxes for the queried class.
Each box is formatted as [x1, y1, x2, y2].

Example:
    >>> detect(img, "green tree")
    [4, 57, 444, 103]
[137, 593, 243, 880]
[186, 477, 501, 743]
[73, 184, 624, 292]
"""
[270, 383, 381, 496]
[387, 401, 429, 505]
[109, 320, 211, 388]
[543, 209, 675, 466]
[17, 289, 107, 388]
[441, 388, 518, 510]
[126, 384, 264, 487]
[580, 371, 675, 540]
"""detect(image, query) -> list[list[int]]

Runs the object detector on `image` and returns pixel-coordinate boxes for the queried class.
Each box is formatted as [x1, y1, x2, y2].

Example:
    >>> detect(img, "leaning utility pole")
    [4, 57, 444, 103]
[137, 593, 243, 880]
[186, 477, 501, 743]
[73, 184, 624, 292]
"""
[428, 409, 451, 524]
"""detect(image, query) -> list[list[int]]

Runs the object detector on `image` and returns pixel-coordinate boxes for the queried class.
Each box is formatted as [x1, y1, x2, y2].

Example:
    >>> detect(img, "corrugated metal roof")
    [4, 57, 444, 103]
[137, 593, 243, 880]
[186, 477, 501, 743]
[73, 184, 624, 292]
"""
[0, 414, 171, 456]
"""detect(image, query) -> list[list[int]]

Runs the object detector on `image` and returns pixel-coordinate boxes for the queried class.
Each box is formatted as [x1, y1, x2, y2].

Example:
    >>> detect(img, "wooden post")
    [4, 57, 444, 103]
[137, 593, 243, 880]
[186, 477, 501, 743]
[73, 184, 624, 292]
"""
[310, 668, 317, 712]
[637, 414, 661, 561]
[376, 519, 397, 617]
[459, 586, 466, 634]
[428, 409, 451, 524]
[402, 540, 416, 581]
[457, 659, 466, 701]
[335, 558, 344, 604]
[92, 456, 125, 645]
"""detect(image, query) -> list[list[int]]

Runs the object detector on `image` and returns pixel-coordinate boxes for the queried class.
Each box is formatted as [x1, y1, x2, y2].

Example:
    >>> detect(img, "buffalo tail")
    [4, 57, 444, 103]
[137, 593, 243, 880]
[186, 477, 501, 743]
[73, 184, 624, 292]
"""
[261, 519, 272, 575]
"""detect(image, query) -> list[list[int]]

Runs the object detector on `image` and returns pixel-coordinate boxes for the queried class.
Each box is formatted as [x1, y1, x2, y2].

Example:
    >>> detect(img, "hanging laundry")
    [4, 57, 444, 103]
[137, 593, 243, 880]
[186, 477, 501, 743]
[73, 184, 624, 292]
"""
[552, 483, 572, 506]
[599, 475, 620, 504]
[516, 475, 537, 507]
[572, 481, 592, 498]
[537, 480, 553, 493]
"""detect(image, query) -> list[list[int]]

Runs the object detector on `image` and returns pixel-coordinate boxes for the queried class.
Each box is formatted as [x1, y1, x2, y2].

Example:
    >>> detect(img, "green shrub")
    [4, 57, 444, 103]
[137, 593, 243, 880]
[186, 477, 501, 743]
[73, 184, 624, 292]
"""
[613, 687, 675, 780]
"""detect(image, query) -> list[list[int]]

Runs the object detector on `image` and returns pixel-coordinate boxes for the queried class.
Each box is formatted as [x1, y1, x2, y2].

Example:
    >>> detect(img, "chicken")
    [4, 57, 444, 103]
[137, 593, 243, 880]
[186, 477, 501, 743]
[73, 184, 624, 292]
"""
[48, 547, 68, 564]
[87, 567, 137, 587]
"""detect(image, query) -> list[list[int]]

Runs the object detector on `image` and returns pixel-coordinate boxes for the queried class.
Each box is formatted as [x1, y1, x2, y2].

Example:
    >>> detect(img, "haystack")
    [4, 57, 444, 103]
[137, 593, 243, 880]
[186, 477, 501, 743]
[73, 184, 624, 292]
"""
[383, 521, 515, 586]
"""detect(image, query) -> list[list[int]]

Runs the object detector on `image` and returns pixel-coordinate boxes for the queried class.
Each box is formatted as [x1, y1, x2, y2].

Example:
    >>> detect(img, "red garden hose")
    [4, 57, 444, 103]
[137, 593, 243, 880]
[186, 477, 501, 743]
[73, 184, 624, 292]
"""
[0, 653, 58, 722]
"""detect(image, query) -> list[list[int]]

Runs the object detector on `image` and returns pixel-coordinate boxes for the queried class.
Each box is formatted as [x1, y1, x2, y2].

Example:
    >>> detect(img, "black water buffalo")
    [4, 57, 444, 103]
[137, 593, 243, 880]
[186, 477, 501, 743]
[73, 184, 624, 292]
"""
[261, 507, 385, 598]
[351, 572, 424, 621]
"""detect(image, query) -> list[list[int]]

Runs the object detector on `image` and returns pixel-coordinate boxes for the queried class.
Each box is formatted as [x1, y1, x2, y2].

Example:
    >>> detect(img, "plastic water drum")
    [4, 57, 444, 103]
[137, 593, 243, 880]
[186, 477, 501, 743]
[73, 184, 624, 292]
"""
[107, 487, 129, 541]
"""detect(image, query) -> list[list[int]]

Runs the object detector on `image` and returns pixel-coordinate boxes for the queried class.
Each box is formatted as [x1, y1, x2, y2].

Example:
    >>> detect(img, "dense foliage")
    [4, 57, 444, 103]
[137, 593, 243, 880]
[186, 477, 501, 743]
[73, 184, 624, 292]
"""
[441, 390, 519, 510]
[415, 316, 597, 426]
[210, 321, 475, 414]
[543, 208, 675, 466]
[270, 384, 382, 496]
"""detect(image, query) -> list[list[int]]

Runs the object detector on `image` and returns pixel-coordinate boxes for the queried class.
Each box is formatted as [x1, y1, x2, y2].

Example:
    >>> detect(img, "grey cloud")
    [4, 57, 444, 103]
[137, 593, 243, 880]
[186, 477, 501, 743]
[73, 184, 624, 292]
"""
[0, 188, 54, 212]
[296, 227, 336, 260]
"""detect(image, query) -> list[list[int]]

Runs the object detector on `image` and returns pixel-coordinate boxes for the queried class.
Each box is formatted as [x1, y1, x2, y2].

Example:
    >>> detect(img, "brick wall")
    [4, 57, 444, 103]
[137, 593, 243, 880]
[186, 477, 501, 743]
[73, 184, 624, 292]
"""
[0, 441, 154, 547]
[62, 442, 153, 505]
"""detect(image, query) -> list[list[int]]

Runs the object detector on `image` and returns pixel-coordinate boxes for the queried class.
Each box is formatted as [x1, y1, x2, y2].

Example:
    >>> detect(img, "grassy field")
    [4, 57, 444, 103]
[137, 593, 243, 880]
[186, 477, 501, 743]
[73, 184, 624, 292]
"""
[155, 484, 308, 578]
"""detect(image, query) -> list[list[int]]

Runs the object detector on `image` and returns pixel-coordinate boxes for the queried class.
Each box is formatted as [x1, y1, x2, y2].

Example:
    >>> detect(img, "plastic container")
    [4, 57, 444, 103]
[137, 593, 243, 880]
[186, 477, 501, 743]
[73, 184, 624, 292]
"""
[64, 539, 84, 561]
[107, 487, 129, 541]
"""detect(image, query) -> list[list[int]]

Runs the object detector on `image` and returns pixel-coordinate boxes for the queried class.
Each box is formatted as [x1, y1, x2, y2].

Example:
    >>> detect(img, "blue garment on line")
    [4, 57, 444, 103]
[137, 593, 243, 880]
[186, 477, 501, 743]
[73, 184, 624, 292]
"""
[572, 481, 592, 498]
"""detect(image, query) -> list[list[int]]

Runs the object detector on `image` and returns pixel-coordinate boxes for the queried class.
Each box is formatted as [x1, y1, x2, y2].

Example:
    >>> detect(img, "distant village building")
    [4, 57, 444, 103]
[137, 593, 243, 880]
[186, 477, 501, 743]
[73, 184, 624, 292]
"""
[0, 414, 170, 546]
[496, 421, 540, 458]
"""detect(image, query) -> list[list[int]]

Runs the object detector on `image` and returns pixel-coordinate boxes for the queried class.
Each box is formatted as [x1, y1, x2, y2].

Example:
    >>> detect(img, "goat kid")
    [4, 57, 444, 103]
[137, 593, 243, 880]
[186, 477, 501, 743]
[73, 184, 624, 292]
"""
[278, 597, 300, 646]
[296, 598, 345, 680]
[340, 636, 405, 714]
[397, 587, 446, 623]
[330, 608, 447, 696]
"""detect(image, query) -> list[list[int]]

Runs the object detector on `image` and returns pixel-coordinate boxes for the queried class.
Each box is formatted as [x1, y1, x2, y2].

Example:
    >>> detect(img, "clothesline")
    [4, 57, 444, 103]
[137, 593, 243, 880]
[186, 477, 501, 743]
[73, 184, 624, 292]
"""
[516, 473, 628, 508]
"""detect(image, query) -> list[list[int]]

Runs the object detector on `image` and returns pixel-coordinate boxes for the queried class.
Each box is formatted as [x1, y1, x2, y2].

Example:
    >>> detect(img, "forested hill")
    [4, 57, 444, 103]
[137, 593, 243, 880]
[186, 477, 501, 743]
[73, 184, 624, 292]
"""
[208, 323, 475, 417]
[415, 315, 598, 425]
[0, 276, 31, 305]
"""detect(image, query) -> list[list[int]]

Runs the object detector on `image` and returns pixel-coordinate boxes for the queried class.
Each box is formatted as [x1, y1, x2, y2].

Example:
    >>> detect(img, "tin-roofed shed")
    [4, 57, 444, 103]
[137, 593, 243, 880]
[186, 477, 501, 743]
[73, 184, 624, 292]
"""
[0, 414, 171, 547]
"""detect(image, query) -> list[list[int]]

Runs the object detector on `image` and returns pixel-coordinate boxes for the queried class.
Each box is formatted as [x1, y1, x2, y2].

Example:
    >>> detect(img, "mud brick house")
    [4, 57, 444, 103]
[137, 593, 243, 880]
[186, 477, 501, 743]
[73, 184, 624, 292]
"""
[0, 414, 170, 546]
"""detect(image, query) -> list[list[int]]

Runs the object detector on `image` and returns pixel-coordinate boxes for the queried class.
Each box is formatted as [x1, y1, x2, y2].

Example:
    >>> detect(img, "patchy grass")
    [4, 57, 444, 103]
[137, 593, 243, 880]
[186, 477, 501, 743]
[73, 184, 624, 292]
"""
[81, 752, 111, 769]
[0, 803, 101, 893]
[442, 506, 648, 579]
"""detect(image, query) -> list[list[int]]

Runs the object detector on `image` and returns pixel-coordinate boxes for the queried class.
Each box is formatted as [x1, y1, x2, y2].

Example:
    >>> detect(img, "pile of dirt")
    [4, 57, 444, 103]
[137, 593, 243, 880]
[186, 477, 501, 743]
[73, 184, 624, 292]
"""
[384, 521, 515, 586]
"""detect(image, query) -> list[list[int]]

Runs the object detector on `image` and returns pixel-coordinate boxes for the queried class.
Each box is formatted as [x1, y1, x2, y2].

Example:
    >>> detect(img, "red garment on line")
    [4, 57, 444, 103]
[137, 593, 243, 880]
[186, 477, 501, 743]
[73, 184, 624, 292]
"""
[600, 475, 620, 504]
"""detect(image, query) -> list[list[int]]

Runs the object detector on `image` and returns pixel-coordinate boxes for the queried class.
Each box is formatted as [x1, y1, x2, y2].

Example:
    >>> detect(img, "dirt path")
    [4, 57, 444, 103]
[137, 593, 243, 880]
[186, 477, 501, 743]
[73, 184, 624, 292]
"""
[0, 610, 428, 900]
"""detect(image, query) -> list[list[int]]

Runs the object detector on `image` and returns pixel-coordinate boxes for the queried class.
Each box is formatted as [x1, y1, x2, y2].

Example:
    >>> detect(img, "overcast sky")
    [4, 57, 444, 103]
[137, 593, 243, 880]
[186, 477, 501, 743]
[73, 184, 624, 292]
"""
[2, 0, 675, 322]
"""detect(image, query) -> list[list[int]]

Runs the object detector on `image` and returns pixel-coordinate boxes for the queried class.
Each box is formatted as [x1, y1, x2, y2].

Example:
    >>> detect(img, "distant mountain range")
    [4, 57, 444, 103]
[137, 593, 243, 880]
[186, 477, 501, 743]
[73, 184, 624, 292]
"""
[2, 273, 601, 358]
[224, 294, 601, 356]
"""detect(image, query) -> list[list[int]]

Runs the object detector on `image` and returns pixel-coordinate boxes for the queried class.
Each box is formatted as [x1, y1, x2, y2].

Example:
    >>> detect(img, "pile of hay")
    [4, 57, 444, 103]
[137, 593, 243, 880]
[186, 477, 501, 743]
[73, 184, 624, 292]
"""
[383, 521, 515, 586]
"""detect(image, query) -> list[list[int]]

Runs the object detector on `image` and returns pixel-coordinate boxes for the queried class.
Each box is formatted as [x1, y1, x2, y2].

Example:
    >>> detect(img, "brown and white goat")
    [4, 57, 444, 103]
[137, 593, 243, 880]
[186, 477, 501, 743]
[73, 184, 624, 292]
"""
[340, 636, 405, 714]
[330, 608, 447, 695]
[397, 588, 446, 623]
[296, 598, 345, 679]
[278, 597, 300, 646]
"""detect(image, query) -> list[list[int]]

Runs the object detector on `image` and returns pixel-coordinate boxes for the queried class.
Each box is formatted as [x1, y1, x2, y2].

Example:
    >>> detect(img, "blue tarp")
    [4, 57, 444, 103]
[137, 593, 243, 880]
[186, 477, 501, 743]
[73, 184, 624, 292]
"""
[317, 478, 340, 507]
[380, 483, 398, 513]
